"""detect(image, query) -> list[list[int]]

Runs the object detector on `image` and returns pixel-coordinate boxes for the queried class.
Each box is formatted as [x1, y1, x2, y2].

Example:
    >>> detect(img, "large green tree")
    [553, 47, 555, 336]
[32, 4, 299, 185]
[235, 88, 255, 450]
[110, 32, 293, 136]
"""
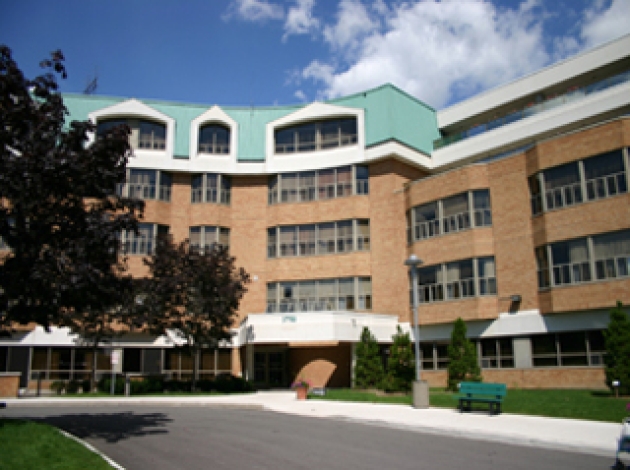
[447, 318, 481, 391]
[354, 326, 384, 389]
[138, 237, 249, 391]
[0, 45, 143, 332]
[383, 326, 415, 392]
[603, 301, 630, 396]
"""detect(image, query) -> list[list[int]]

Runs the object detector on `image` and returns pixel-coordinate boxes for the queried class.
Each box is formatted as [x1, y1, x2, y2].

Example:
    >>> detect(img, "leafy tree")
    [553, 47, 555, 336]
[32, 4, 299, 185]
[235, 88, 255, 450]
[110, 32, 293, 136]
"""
[0, 45, 143, 332]
[603, 301, 630, 396]
[139, 237, 249, 391]
[354, 326, 384, 389]
[447, 318, 481, 391]
[383, 326, 415, 392]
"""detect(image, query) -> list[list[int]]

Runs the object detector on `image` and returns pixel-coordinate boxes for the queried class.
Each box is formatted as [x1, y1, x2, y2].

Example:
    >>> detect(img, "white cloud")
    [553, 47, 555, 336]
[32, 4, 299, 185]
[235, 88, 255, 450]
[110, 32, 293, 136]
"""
[581, 0, 630, 48]
[322, 0, 381, 57]
[283, 0, 320, 41]
[304, 0, 552, 108]
[294, 89, 308, 101]
[224, 0, 284, 22]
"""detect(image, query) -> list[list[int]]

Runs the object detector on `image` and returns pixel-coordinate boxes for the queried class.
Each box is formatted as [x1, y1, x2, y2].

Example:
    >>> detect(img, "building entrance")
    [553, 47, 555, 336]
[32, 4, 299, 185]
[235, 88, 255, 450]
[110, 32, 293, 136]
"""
[253, 349, 287, 388]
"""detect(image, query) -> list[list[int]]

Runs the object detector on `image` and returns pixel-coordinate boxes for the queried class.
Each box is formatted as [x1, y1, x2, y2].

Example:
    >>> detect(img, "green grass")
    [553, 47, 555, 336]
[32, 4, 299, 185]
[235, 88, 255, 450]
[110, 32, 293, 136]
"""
[0, 419, 112, 470]
[311, 388, 630, 423]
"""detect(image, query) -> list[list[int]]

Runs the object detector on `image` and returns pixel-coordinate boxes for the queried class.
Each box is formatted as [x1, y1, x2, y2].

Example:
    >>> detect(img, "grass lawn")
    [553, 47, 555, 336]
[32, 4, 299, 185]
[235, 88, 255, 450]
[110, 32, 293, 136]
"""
[0, 419, 112, 470]
[311, 388, 630, 423]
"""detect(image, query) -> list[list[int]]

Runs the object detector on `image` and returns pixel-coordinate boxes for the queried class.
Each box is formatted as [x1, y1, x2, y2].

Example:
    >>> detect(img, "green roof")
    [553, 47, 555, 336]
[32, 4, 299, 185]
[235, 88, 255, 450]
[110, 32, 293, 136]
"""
[63, 84, 439, 161]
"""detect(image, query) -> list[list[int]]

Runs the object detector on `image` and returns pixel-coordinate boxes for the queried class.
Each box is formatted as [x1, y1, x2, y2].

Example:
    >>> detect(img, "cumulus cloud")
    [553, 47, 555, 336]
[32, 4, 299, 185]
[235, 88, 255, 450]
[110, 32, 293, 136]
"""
[224, 0, 284, 22]
[581, 0, 630, 48]
[322, 0, 381, 57]
[303, 0, 552, 108]
[283, 0, 320, 40]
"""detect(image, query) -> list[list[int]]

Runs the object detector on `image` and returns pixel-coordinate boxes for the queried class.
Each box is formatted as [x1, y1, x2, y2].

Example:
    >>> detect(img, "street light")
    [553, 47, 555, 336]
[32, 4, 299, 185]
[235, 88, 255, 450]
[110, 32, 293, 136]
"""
[405, 254, 429, 408]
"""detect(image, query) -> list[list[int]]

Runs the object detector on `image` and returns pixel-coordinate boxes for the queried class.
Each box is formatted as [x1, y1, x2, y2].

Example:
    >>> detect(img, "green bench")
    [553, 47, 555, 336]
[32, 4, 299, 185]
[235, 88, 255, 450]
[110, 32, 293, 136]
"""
[455, 382, 507, 415]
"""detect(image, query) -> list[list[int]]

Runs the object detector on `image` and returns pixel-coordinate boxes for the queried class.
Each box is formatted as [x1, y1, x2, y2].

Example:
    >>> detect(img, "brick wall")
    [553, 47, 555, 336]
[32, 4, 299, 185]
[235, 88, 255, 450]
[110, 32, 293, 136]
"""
[421, 367, 606, 390]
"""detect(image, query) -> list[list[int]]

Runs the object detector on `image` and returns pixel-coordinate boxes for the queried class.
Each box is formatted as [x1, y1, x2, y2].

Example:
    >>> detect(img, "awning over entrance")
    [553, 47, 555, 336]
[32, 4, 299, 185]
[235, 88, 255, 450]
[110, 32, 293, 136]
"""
[233, 311, 402, 347]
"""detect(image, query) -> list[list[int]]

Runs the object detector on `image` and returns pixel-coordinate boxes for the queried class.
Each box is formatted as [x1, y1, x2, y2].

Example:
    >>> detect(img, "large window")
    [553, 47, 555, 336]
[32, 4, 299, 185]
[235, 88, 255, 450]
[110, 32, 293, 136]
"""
[191, 173, 231, 205]
[269, 165, 368, 204]
[414, 257, 497, 304]
[536, 229, 630, 288]
[122, 223, 169, 255]
[407, 189, 492, 243]
[268, 219, 370, 258]
[531, 331, 605, 367]
[530, 148, 628, 215]
[97, 118, 166, 150]
[189, 226, 230, 253]
[275, 118, 357, 154]
[478, 338, 514, 368]
[117, 169, 172, 202]
[163, 349, 232, 380]
[198, 124, 230, 154]
[266, 277, 371, 313]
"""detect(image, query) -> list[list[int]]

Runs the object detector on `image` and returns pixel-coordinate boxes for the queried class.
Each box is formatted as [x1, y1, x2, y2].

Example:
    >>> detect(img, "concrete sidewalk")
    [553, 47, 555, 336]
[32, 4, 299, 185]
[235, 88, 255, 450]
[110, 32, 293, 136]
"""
[2, 391, 622, 458]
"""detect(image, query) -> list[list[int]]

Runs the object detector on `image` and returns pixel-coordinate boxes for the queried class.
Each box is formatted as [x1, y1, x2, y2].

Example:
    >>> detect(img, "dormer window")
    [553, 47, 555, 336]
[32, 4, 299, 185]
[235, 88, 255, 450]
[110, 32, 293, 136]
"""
[198, 124, 230, 154]
[97, 118, 166, 151]
[275, 118, 357, 154]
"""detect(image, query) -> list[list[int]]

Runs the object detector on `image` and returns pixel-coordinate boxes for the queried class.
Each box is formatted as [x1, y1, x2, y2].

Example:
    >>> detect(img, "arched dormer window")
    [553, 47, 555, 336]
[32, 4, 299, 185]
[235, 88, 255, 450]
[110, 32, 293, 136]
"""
[275, 117, 357, 154]
[198, 123, 230, 154]
[97, 118, 166, 150]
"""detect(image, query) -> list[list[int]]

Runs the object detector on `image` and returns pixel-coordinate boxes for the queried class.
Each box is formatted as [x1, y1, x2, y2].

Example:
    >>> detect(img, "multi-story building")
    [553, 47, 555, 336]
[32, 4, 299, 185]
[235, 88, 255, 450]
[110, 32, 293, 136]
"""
[1, 34, 629, 393]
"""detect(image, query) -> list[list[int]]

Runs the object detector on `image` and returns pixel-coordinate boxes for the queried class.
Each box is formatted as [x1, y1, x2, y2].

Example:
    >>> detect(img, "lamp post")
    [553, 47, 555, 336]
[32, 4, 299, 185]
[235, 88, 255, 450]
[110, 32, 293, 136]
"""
[405, 254, 429, 408]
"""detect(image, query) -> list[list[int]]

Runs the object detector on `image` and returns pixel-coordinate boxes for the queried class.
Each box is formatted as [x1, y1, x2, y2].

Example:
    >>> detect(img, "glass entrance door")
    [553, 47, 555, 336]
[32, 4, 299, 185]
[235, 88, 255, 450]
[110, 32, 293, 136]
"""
[253, 350, 287, 388]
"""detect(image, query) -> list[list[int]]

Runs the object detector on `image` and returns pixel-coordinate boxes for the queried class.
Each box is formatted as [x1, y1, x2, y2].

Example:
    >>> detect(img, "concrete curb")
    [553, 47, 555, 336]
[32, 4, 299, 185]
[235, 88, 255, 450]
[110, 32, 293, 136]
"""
[58, 428, 126, 470]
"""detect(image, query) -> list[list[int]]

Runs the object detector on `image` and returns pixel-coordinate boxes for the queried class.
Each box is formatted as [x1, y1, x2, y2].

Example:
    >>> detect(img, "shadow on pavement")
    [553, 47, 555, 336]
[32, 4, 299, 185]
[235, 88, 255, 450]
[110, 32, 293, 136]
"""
[14, 411, 171, 443]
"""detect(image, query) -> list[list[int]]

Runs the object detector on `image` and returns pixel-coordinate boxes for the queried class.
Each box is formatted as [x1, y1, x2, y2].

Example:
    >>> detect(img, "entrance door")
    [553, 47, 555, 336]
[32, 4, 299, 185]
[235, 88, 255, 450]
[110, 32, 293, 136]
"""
[253, 350, 287, 388]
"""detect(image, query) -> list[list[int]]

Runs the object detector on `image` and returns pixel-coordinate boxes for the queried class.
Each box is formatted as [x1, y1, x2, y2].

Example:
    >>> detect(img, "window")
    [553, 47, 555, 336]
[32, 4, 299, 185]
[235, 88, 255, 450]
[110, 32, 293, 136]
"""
[122, 223, 169, 255]
[191, 173, 231, 205]
[198, 124, 230, 154]
[536, 229, 630, 289]
[266, 277, 371, 313]
[530, 148, 628, 215]
[275, 118, 357, 154]
[421, 343, 451, 370]
[268, 219, 370, 258]
[531, 331, 604, 367]
[189, 226, 230, 252]
[269, 165, 369, 204]
[117, 169, 172, 202]
[97, 118, 166, 150]
[408, 189, 492, 243]
[415, 257, 497, 304]
[479, 338, 514, 368]
[593, 231, 630, 280]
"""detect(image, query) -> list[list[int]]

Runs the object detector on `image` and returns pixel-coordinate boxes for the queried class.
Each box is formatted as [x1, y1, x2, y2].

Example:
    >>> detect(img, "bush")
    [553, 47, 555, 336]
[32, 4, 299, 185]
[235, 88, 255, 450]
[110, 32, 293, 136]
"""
[50, 380, 65, 395]
[81, 379, 92, 393]
[97, 376, 125, 394]
[196, 379, 215, 392]
[447, 318, 481, 391]
[144, 375, 165, 393]
[604, 301, 630, 395]
[214, 374, 254, 393]
[163, 379, 189, 392]
[354, 327, 385, 389]
[66, 380, 80, 394]
[383, 326, 415, 393]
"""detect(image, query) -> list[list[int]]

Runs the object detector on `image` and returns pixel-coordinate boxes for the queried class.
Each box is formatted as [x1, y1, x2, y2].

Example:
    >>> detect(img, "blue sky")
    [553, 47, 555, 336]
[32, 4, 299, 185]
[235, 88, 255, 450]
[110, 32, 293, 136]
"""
[1, 0, 629, 109]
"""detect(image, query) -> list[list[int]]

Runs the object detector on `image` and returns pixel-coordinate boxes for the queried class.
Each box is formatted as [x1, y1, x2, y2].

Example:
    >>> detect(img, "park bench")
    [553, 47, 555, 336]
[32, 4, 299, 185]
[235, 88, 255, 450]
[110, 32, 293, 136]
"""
[455, 382, 507, 415]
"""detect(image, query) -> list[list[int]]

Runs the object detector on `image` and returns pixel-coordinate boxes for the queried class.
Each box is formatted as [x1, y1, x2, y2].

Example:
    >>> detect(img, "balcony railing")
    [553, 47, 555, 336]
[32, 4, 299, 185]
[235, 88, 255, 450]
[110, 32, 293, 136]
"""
[434, 69, 630, 150]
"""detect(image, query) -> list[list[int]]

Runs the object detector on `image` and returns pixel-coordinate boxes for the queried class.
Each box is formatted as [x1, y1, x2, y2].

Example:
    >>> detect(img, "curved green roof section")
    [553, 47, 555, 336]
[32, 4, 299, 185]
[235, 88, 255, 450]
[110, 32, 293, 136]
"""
[63, 84, 439, 162]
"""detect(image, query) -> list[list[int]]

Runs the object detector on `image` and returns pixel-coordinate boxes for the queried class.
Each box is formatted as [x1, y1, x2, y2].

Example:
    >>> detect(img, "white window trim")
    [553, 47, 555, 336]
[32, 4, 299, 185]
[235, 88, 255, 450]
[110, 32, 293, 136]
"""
[265, 102, 365, 173]
[190, 106, 238, 162]
[88, 99, 175, 159]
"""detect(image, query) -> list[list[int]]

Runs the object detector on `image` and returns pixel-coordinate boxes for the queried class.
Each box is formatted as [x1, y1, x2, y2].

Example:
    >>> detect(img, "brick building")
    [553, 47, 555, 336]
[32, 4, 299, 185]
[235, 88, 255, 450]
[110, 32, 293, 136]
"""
[1, 34, 630, 393]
